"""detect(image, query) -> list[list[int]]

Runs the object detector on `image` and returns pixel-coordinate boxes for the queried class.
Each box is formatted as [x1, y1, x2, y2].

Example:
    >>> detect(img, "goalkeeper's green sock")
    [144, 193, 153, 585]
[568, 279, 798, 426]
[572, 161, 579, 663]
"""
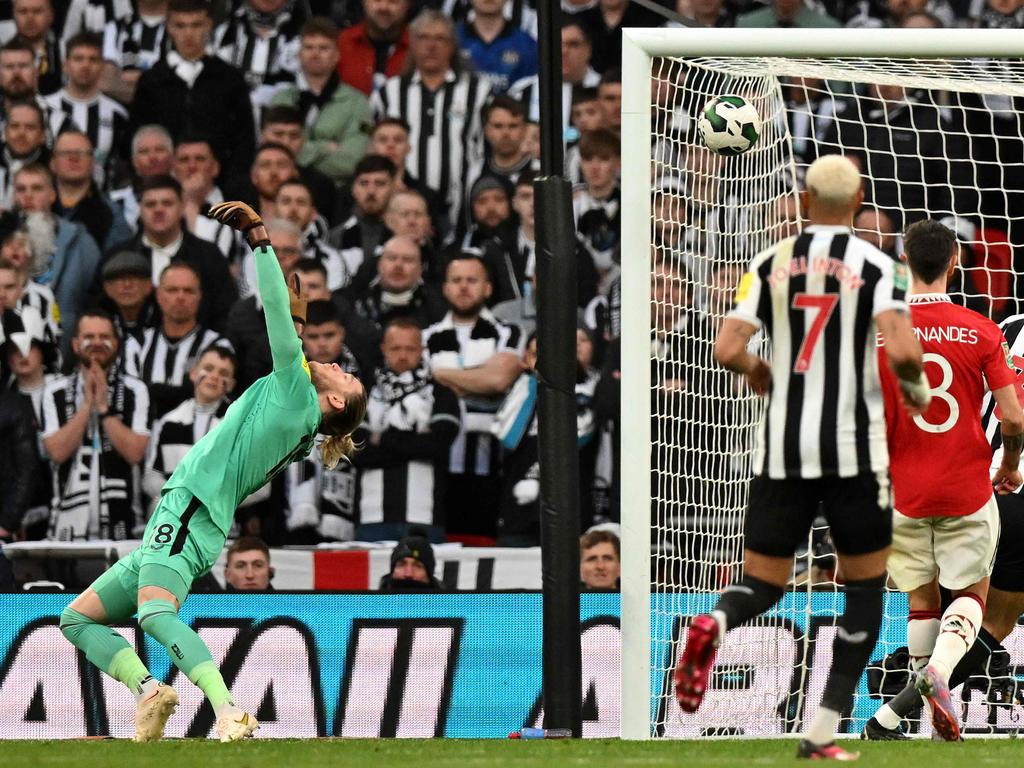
[137, 599, 234, 714]
[60, 607, 154, 695]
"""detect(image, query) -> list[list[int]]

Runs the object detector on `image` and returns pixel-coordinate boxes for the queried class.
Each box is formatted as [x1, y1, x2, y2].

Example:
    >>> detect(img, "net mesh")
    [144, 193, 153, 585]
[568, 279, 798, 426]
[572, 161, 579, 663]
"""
[649, 55, 1024, 737]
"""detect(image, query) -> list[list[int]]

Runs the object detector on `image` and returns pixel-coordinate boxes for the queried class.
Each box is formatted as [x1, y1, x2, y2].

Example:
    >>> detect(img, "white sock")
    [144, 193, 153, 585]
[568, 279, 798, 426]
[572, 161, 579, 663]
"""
[711, 609, 728, 644]
[873, 702, 902, 730]
[907, 613, 940, 673]
[134, 676, 160, 703]
[214, 700, 238, 718]
[806, 706, 841, 746]
[930, 595, 983, 681]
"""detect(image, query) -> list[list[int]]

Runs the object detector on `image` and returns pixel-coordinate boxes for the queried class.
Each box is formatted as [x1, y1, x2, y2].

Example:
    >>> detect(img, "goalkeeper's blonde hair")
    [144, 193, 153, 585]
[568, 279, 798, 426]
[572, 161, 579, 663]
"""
[805, 154, 861, 211]
[319, 386, 368, 469]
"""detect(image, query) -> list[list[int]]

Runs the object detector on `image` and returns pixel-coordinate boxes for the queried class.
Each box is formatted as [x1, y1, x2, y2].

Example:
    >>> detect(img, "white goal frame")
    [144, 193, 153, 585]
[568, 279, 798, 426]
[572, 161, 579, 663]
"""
[619, 27, 1024, 741]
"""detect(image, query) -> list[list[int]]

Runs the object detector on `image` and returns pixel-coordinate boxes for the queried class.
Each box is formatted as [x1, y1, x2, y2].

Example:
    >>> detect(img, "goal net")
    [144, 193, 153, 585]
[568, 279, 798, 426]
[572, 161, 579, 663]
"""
[620, 29, 1024, 740]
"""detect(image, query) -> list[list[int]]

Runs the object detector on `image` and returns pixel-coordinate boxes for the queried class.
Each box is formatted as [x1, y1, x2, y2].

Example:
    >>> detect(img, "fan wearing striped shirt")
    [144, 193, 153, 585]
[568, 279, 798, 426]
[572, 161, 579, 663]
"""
[43, 33, 129, 188]
[124, 260, 229, 421]
[423, 252, 523, 543]
[675, 154, 929, 761]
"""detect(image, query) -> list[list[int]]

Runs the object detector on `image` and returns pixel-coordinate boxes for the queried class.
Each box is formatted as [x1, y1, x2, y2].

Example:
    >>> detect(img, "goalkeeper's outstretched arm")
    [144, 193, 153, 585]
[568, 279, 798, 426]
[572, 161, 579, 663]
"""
[208, 203, 307, 372]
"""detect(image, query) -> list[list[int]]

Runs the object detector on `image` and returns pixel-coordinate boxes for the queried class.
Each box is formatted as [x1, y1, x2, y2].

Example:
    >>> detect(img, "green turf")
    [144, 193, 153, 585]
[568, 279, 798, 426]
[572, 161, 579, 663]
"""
[3, 738, 1021, 768]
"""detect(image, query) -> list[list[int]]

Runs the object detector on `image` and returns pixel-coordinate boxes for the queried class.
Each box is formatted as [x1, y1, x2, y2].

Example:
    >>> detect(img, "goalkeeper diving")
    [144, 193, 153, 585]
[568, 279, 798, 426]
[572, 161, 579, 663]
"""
[58, 202, 367, 742]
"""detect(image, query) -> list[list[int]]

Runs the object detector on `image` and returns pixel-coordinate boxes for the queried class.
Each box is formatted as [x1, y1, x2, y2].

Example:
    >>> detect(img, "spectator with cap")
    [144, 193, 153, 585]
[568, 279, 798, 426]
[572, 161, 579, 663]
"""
[458, 175, 526, 306]
[97, 250, 158, 343]
[13, 163, 101, 358]
[378, 527, 444, 591]
[270, 17, 372, 185]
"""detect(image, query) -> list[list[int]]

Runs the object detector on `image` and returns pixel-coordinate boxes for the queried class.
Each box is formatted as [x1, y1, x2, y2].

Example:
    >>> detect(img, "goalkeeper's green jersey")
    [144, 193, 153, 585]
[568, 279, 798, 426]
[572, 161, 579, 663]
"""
[162, 243, 321, 536]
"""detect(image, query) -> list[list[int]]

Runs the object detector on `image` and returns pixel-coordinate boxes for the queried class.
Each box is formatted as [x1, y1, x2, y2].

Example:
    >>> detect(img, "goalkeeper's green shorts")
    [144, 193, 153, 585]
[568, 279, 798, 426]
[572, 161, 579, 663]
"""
[105, 488, 225, 606]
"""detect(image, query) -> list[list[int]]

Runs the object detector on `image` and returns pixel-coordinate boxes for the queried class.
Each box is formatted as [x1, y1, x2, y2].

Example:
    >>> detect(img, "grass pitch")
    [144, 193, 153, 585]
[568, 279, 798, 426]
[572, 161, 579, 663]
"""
[3, 738, 1019, 768]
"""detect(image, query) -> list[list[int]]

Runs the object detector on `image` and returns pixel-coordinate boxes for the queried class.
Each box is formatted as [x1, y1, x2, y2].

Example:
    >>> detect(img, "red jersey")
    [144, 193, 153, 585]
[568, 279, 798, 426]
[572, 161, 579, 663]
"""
[880, 294, 1016, 518]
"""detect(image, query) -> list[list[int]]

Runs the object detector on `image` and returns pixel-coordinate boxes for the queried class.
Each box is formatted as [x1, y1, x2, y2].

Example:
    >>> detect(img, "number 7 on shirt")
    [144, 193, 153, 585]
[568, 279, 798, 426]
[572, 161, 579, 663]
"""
[791, 293, 839, 374]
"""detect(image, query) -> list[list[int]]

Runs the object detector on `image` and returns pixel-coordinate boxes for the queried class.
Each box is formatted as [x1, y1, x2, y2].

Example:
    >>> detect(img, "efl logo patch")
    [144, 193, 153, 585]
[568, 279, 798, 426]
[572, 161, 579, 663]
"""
[1003, 341, 1014, 370]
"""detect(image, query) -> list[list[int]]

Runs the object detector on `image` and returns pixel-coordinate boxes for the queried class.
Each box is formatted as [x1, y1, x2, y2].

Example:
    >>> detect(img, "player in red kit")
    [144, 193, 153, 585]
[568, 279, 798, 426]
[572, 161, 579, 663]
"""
[877, 219, 1024, 741]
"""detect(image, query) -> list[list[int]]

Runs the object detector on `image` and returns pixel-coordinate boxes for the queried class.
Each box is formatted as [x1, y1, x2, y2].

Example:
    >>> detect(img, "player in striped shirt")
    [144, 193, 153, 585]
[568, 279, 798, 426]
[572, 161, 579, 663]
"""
[675, 155, 929, 760]
[57, 201, 366, 743]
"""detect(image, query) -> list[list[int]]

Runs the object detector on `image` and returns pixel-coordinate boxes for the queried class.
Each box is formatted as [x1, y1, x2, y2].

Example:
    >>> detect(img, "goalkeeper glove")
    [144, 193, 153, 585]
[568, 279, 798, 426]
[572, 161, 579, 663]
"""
[207, 201, 264, 246]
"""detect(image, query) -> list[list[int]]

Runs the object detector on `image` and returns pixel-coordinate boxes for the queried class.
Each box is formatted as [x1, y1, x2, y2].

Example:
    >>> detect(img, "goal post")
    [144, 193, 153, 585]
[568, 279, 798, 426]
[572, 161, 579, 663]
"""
[620, 28, 1024, 741]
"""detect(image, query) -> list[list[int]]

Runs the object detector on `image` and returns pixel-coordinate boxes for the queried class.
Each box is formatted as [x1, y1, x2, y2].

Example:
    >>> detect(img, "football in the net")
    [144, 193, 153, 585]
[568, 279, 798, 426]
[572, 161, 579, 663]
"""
[697, 95, 761, 156]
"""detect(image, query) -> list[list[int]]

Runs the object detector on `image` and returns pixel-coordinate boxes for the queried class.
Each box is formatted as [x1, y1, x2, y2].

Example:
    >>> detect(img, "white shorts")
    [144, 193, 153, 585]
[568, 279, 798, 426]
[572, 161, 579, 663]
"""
[888, 496, 1000, 592]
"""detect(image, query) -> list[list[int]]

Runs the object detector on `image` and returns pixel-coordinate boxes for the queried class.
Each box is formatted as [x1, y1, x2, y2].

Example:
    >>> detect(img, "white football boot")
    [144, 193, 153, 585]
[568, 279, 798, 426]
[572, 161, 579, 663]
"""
[215, 708, 259, 742]
[134, 682, 179, 742]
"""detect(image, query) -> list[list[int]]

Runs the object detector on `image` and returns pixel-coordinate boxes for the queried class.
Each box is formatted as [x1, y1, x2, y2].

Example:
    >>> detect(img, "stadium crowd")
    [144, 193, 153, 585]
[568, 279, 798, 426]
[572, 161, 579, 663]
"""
[0, 0, 1021, 581]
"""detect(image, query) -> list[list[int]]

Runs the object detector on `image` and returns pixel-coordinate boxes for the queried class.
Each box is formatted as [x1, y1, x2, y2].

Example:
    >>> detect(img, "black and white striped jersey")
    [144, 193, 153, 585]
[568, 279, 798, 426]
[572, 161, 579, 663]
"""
[44, 90, 128, 184]
[40, 369, 149, 540]
[355, 373, 461, 529]
[982, 313, 1024, 480]
[371, 70, 491, 230]
[422, 309, 524, 476]
[102, 12, 167, 71]
[730, 225, 909, 479]
[212, 6, 303, 91]
[144, 396, 228, 489]
[124, 325, 229, 420]
[61, 0, 133, 44]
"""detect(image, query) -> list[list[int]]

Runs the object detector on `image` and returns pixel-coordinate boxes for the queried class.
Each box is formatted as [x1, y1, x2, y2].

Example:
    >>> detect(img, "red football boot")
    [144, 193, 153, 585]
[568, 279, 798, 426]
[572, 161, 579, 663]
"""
[797, 740, 860, 760]
[917, 665, 961, 742]
[673, 614, 720, 713]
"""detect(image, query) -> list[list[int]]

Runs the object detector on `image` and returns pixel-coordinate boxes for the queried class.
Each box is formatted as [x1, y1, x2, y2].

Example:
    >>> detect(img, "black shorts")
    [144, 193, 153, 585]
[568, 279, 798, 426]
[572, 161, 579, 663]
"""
[992, 492, 1024, 592]
[744, 472, 892, 558]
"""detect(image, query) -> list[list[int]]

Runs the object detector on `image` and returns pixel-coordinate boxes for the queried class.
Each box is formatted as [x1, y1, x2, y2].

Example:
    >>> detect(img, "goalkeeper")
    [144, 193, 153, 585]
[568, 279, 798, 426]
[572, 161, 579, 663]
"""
[58, 202, 367, 743]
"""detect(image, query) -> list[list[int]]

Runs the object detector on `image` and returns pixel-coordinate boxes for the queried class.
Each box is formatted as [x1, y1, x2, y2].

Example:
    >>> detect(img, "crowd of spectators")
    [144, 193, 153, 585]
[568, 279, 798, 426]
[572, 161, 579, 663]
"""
[0, 0, 1020, 588]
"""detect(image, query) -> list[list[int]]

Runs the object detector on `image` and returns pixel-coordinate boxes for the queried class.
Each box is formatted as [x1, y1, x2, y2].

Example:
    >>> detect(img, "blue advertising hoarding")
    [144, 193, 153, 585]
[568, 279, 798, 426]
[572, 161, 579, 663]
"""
[0, 592, 1020, 739]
